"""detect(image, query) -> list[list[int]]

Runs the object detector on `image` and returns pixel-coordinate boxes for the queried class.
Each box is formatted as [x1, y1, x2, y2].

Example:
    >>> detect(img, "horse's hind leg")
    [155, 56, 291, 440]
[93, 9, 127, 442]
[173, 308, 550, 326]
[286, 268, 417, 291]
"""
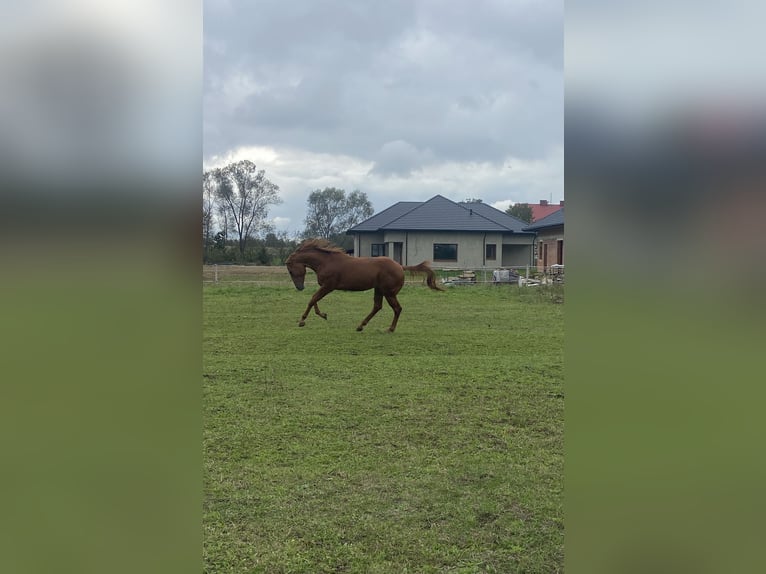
[357, 290, 383, 332]
[385, 294, 402, 332]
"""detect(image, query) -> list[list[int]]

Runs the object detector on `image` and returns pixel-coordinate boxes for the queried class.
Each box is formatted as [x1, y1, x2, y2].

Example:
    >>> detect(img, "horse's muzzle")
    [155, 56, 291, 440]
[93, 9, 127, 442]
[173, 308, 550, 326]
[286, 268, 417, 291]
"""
[295, 285, 304, 291]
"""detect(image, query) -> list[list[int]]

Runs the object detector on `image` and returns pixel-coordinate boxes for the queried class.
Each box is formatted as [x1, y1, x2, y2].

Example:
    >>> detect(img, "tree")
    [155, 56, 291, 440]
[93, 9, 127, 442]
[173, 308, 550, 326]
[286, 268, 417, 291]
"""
[213, 231, 226, 250]
[202, 170, 217, 258]
[214, 160, 282, 259]
[216, 193, 230, 248]
[263, 230, 297, 264]
[303, 188, 373, 241]
[506, 202, 533, 224]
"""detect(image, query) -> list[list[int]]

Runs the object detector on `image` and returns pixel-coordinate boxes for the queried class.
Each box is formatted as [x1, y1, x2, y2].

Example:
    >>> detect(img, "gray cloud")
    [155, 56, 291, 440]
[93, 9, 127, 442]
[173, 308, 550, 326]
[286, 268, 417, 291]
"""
[205, 0, 562, 160]
[369, 140, 435, 177]
[204, 0, 563, 226]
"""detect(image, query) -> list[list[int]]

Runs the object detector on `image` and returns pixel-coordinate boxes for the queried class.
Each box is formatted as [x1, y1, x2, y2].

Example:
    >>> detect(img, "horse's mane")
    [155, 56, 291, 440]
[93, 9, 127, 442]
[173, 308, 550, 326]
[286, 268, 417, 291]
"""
[294, 238, 347, 255]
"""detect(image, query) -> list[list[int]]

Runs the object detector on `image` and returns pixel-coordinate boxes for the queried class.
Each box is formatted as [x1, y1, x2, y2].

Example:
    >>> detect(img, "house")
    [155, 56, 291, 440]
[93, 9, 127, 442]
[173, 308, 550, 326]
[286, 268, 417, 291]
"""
[529, 199, 564, 222]
[524, 208, 564, 271]
[346, 195, 536, 269]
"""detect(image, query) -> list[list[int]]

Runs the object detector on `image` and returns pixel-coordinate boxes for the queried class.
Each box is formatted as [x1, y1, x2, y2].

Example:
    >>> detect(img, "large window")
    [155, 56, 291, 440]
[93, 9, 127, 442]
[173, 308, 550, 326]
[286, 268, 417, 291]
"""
[371, 243, 387, 257]
[433, 243, 458, 261]
[486, 243, 496, 261]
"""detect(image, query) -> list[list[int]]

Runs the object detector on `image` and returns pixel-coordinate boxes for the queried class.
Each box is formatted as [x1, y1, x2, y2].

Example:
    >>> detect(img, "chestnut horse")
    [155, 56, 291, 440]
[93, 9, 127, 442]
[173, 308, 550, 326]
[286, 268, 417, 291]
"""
[285, 239, 443, 332]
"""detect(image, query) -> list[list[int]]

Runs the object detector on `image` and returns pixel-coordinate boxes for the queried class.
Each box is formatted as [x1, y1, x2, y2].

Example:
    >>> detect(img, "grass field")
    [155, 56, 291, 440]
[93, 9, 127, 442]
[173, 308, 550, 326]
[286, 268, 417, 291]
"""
[204, 271, 563, 573]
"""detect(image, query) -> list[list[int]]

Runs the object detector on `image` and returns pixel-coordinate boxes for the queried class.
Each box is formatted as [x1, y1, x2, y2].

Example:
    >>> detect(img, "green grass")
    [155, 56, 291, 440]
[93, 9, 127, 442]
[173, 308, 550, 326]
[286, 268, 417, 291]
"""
[204, 280, 563, 573]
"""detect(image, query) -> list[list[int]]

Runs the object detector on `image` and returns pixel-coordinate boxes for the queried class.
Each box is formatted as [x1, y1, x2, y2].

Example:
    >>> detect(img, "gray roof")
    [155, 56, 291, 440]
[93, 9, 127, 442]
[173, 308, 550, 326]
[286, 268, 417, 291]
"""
[347, 201, 421, 232]
[524, 208, 564, 230]
[457, 201, 530, 232]
[348, 195, 535, 234]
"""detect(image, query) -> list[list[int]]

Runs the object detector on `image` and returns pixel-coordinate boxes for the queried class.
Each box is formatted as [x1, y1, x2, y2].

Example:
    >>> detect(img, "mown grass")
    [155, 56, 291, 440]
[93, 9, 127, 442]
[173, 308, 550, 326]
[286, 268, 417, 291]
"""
[204, 278, 563, 573]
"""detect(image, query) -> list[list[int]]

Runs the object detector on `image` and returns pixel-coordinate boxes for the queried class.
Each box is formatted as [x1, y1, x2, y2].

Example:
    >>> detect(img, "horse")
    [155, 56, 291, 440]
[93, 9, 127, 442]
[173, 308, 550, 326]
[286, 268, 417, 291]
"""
[285, 239, 444, 332]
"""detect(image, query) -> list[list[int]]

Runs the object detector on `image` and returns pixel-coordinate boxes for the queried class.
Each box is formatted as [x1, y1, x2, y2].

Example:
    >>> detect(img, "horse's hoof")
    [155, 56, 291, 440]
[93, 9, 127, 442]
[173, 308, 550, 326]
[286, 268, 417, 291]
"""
[320, 313, 327, 320]
[356, 326, 363, 332]
[298, 321, 306, 327]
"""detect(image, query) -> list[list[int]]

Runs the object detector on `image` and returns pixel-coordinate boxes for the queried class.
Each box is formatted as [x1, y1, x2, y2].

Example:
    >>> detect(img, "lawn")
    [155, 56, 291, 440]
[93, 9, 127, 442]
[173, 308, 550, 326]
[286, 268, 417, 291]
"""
[204, 275, 563, 573]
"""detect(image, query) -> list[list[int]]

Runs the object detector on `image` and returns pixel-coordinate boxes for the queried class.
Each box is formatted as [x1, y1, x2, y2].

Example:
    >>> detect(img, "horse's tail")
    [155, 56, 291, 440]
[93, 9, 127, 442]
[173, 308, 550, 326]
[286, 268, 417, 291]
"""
[402, 261, 445, 291]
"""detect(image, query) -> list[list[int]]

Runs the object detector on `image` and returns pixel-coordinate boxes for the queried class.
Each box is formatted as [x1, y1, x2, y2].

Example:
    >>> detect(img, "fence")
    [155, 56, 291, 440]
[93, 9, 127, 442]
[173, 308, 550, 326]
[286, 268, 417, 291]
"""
[202, 264, 292, 285]
[439, 265, 564, 287]
[203, 264, 564, 286]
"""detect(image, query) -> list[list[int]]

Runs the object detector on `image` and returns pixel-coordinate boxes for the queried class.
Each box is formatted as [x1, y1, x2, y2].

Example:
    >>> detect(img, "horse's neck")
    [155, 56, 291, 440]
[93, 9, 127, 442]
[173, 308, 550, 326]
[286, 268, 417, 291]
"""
[296, 250, 328, 271]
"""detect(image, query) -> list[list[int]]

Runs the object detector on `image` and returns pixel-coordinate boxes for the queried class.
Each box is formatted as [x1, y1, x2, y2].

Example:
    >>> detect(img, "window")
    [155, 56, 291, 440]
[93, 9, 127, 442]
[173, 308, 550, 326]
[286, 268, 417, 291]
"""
[433, 243, 458, 261]
[538, 241, 543, 261]
[557, 239, 564, 265]
[371, 243, 387, 257]
[485, 243, 496, 260]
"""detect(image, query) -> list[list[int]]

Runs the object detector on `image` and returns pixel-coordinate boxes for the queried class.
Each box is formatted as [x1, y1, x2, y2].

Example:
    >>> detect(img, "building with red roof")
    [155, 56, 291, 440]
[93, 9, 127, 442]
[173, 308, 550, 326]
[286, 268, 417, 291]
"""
[529, 199, 564, 222]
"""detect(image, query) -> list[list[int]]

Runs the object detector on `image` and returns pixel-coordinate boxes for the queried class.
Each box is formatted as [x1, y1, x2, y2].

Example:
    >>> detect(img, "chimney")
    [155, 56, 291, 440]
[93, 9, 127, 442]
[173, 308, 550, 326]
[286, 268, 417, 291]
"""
[559, 200, 564, 206]
[540, 200, 548, 206]
[469, 208, 473, 215]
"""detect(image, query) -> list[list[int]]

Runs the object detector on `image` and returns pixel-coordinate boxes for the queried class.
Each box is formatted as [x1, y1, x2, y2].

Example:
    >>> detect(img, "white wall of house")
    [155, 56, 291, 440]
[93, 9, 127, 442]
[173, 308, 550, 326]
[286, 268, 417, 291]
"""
[501, 245, 531, 267]
[352, 231, 534, 269]
[501, 234, 536, 267]
[401, 231, 484, 268]
[356, 233, 385, 258]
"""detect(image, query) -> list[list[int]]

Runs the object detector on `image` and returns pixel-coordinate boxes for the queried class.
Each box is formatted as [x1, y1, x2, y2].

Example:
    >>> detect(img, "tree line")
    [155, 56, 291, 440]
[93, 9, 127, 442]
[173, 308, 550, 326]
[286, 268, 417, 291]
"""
[203, 160, 374, 264]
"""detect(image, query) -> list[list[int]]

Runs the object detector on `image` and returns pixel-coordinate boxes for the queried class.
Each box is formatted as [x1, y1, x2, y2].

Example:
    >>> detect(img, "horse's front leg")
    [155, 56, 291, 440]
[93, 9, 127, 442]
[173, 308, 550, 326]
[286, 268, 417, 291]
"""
[313, 303, 327, 320]
[299, 287, 331, 327]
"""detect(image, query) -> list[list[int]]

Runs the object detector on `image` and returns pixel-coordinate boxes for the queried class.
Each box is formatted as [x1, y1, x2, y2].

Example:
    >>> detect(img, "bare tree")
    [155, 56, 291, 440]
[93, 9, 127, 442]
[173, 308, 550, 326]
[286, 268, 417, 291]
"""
[203, 170, 217, 258]
[215, 173, 230, 248]
[215, 160, 281, 258]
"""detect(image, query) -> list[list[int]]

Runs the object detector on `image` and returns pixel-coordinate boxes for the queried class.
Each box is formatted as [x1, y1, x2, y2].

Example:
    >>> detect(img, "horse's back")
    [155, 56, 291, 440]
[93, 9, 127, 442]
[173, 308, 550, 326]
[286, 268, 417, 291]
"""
[336, 256, 403, 291]
[357, 256, 403, 274]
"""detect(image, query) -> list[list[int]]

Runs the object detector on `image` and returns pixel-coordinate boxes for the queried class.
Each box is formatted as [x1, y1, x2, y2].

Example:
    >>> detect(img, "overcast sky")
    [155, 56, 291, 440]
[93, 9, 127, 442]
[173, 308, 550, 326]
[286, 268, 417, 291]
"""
[204, 0, 563, 234]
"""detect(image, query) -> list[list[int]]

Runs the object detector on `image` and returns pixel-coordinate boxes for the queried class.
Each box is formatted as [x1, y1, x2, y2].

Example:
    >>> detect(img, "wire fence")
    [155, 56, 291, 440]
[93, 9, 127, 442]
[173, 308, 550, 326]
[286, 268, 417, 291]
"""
[202, 264, 290, 285]
[203, 264, 564, 286]
[437, 265, 564, 286]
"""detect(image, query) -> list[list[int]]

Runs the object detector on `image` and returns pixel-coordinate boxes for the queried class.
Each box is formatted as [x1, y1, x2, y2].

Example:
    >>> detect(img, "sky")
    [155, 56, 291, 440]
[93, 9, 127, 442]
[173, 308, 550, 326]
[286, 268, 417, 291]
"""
[203, 0, 563, 234]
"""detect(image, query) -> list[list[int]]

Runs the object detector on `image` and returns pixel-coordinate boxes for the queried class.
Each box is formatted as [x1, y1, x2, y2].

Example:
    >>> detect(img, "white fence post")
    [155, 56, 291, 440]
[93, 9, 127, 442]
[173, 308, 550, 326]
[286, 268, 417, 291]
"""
[214, 264, 218, 284]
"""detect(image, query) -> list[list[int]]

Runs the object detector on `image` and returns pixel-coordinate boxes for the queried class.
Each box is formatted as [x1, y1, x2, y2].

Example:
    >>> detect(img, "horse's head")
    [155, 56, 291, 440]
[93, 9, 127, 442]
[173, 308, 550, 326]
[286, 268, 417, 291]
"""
[285, 259, 306, 291]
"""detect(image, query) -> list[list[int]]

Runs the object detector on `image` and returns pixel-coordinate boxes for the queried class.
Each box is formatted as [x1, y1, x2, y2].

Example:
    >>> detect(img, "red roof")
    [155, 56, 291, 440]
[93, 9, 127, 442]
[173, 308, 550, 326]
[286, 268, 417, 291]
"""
[529, 200, 564, 222]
